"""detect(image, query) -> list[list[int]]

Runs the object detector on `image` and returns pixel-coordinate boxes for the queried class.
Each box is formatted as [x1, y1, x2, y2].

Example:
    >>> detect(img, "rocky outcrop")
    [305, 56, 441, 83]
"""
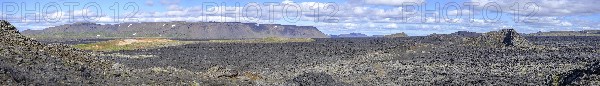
[471, 29, 532, 48]
[1, 20, 227, 85]
[554, 62, 600, 85]
[0, 20, 113, 85]
[21, 22, 328, 39]
[384, 32, 408, 38]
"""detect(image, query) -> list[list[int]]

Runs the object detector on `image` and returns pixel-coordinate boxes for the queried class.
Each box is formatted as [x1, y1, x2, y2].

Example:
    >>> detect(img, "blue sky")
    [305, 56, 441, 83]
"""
[2, 0, 600, 36]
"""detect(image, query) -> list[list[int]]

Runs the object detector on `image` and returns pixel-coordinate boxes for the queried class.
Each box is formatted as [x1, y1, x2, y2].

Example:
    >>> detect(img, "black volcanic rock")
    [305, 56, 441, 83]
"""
[0, 20, 113, 85]
[21, 22, 328, 39]
[1, 20, 228, 85]
[471, 29, 532, 48]
[556, 62, 600, 85]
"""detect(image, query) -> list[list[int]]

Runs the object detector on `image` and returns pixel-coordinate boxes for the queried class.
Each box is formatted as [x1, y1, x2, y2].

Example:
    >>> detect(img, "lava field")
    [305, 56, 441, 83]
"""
[76, 36, 600, 85]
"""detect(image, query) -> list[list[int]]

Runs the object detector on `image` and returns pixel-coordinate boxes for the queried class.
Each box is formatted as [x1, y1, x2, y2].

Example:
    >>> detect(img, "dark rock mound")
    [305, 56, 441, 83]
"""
[287, 72, 349, 86]
[0, 20, 113, 85]
[384, 32, 408, 38]
[471, 29, 532, 48]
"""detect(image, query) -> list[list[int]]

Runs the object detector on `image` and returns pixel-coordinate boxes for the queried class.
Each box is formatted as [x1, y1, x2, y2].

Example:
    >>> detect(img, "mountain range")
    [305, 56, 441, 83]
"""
[21, 22, 328, 39]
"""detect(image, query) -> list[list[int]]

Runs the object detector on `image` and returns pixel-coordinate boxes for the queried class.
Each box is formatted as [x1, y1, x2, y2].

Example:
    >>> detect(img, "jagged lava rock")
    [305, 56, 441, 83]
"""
[471, 29, 533, 48]
[0, 20, 113, 85]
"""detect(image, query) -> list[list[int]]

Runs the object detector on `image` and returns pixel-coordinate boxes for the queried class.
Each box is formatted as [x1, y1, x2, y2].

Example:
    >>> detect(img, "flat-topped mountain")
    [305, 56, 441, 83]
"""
[427, 31, 482, 37]
[330, 33, 369, 38]
[383, 32, 408, 38]
[21, 22, 328, 39]
[450, 31, 482, 37]
[528, 30, 600, 36]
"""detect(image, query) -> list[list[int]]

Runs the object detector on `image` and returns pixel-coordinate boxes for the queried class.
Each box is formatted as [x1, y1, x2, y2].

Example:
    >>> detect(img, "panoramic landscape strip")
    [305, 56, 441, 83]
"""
[2, 0, 600, 85]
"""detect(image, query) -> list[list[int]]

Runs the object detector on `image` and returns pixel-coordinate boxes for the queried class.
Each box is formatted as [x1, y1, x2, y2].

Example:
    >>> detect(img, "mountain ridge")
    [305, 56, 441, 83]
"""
[528, 30, 600, 36]
[21, 22, 328, 39]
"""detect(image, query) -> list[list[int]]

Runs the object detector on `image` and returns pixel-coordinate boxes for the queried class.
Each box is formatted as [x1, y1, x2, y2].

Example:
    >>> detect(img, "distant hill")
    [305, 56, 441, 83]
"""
[21, 22, 328, 39]
[427, 31, 482, 37]
[330, 33, 369, 38]
[528, 30, 600, 36]
[371, 35, 385, 37]
[383, 32, 408, 38]
[449, 31, 482, 37]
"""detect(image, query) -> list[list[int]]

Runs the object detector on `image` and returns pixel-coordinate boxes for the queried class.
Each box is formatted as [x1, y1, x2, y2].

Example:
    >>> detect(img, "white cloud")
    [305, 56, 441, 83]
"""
[447, 10, 473, 16]
[342, 23, 359, 29]
[384, 23, 398, 28]
[471, 0, 600, 16]
[282, 0, 294, 4]
[352, 7, 369, 14]
[160, 0, 180, 5]
[364, 0, 425, 6]
[521, 17, 573, 27]
[368, 23, 376, 27]
[167, 5, 184, 11]
[10, 0, 600, 35]
[559, 22, 572, 26]
[146, 0, 154, 6]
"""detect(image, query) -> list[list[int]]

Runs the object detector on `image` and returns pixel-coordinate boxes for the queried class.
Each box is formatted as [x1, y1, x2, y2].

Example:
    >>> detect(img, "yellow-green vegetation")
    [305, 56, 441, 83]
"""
[74, 38, 195, 51]
[243, 72, 263, 81]
[207, 37, 315, 43]
[552, 74, 560, 86]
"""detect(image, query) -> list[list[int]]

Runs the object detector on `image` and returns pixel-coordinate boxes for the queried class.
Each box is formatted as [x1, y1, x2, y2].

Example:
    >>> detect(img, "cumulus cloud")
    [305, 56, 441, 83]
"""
[447, 10, 474, 16]
[160, 0, 180, 5]
[364, 0, 425, 6]
[471, 0, 600, 16]
[146, 0, 154, 6]
[384, 23, 398, 28]
[166, 5, 184, 11]
[8, 0, 600, 35]
[519, 16, 574, 27]
[282, 0, 294, 4]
